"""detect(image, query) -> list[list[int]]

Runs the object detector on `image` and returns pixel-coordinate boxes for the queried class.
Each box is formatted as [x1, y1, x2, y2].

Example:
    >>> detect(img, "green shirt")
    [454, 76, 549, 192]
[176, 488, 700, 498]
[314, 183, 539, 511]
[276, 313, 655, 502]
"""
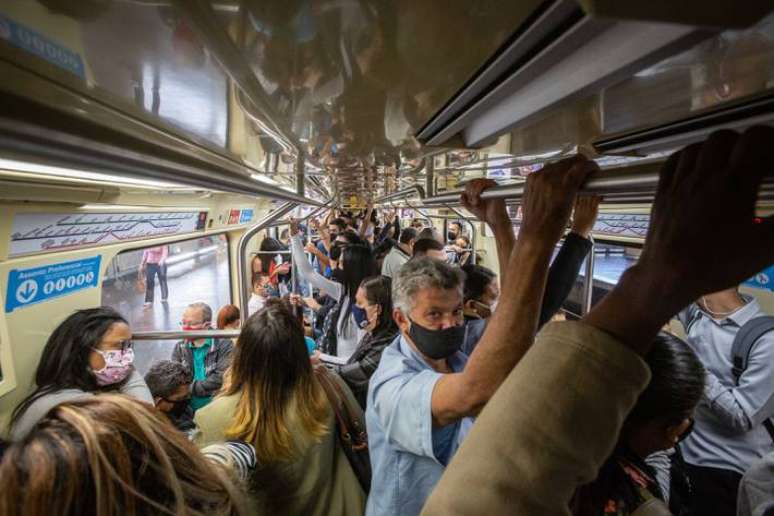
[189, 339, 212, 411]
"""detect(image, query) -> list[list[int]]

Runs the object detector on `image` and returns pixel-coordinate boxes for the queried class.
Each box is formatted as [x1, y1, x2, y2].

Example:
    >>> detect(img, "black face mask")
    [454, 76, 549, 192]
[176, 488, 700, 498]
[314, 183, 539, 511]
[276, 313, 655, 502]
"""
[331, 268, 345, 283]
[447, 231, 457, 241]
[165, 398, 190, 418]
[330, 242, 343, 261]
[408, 317, 466, 360]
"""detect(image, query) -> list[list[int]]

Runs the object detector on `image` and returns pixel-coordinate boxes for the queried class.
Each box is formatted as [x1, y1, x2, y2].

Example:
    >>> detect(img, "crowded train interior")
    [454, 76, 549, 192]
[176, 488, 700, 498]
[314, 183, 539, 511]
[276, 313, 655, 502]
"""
[0, 1, 773, 515]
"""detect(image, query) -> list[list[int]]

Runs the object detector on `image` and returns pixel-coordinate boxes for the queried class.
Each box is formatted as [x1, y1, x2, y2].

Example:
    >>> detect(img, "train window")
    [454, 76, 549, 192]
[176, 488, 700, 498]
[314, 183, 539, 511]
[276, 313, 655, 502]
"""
[562, 243, 641, 318]
[101, 234, 231, 374]
[0, 311, 17, 397]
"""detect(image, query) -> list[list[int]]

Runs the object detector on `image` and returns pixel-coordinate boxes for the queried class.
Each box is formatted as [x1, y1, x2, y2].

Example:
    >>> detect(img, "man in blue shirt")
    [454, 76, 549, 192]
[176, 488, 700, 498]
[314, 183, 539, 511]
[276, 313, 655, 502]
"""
[365, 157, 598, 516]
[678, 286, 774, 516]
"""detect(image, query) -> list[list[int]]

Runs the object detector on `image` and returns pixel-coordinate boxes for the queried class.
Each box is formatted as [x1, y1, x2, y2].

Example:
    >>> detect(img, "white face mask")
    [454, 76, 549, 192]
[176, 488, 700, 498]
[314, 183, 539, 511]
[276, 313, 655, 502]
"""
[489, 299, 499, 314]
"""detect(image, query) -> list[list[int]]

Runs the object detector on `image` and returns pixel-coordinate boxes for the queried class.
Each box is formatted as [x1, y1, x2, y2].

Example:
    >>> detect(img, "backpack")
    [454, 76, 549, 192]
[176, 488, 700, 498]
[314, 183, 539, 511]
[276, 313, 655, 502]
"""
[731, 316, 774, 442]
[682, 307, 774, 442]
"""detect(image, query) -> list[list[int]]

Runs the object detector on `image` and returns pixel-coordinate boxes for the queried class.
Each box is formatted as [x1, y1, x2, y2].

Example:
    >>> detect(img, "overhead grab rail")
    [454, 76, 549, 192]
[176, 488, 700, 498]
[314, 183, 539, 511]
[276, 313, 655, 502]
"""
[133, 330, 240, 341]
[377, 168, 774, 208]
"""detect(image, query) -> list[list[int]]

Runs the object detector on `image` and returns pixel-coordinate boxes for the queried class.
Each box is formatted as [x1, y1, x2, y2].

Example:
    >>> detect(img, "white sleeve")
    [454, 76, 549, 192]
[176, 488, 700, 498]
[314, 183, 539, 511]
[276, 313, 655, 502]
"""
[291, 234, 341, 299]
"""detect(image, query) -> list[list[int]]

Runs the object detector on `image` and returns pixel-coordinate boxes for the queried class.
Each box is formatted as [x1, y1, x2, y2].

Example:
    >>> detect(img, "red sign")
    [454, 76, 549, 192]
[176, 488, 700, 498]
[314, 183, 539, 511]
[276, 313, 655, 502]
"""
[228, 209, 240, 225]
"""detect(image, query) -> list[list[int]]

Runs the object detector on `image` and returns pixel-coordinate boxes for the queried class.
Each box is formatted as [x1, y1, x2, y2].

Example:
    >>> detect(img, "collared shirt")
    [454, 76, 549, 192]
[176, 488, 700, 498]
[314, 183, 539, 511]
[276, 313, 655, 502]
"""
[365, 334, 473, 516]
[678, 296, 774, 474]
[380, 245, 410, 278]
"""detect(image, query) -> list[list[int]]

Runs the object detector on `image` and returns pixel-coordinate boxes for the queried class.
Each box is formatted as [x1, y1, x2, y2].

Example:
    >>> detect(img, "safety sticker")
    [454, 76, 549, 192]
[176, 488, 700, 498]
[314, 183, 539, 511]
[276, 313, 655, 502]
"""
[5, 256, 101, 313]
[0, 13, 86, 79]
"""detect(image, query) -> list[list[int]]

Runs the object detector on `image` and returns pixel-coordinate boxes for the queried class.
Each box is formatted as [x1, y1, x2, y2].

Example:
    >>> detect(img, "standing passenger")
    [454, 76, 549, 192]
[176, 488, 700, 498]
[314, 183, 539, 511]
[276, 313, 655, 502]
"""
[571, 333, 706, 515]
[194, 303, 366, 516]
[334, 276, 399, 409]
[10, 307, 152, 440]
[366, 160, 594, 516]
[412, 238, 447, 261]
[290, 220, 377, 360]
[140, 244, 168, 307]
[677, 286, 774, 515]
[171, 302, 233, 412]
[419, 127, 774, 516]
[381, 227, 417, 278]
[1, 395, 248, 515]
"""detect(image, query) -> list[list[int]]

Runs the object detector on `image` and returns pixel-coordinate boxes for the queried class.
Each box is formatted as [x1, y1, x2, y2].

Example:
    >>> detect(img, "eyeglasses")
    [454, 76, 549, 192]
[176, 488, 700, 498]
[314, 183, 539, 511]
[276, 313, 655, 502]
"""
[179, 321, 207, 328]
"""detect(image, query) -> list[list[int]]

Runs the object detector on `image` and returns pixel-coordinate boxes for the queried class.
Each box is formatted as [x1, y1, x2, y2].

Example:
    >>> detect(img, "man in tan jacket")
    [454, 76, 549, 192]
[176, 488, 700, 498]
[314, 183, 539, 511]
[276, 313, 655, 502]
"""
[422, 127, 774, 516]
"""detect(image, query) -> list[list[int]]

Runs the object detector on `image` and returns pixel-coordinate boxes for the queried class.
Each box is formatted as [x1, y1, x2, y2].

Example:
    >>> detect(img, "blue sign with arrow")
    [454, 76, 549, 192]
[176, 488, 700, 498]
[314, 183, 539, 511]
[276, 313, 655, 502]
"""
[5, 256, 101, 313]
[744, 265, 774, 292]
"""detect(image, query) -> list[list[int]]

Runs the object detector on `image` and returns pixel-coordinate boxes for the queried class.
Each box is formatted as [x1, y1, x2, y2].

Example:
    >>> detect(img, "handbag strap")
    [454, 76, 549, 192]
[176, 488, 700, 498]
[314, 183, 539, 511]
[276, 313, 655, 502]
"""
[314, 367, 367, 448]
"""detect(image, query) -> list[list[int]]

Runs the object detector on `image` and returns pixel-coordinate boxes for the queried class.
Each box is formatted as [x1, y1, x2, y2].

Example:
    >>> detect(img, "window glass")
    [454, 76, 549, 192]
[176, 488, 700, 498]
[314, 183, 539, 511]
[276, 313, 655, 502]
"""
[102, 234, 231, 374]
[561, 243, 640, 317]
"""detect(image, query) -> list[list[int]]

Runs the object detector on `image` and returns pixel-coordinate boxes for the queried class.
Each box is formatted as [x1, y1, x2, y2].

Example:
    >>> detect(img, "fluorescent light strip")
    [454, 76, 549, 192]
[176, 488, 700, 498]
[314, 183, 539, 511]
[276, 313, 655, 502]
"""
[0, 158, 184, 189]
[80, 204, 206, 211]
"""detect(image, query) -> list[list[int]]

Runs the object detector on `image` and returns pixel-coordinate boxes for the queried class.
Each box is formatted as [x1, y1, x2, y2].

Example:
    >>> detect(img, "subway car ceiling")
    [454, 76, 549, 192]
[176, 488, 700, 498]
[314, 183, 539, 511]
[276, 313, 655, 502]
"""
[0, 0, 773, 435]
[0, 1, 773, 212]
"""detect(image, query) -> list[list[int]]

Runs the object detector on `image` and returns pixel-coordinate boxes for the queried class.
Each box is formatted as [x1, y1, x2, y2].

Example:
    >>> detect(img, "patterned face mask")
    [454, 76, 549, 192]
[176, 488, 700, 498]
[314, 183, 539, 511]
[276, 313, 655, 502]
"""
[91, 348, 134, 386]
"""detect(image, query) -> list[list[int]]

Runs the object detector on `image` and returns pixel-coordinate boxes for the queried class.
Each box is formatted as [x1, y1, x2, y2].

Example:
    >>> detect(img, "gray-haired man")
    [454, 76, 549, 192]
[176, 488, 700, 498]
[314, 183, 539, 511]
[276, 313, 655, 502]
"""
[171, 301, 233, 412]
[364, 158, 597, 516]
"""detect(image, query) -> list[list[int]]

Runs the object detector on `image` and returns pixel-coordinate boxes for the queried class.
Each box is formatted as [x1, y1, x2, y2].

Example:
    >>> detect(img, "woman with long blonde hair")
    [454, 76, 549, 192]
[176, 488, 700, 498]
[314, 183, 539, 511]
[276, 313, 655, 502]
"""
[195, 301, 366, 515]
[0, 395, 248, 516]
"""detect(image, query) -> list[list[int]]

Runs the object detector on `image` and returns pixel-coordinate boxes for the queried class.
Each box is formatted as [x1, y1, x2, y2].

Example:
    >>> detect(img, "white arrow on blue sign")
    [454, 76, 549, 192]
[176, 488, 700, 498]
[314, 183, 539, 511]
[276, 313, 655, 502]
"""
[5, 256, 101, 313]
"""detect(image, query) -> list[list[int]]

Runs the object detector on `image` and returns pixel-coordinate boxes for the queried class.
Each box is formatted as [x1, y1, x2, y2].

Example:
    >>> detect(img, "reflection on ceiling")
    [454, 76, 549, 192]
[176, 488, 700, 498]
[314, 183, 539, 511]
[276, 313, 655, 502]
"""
[0, 2, 772, 204]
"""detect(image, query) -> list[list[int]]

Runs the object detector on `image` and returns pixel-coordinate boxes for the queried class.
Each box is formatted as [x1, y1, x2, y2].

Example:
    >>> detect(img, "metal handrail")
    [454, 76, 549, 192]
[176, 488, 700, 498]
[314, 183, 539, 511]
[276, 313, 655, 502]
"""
[237, 203, 297, 324]
[133, 330, 239, 341]
[421, 170, 658, 206]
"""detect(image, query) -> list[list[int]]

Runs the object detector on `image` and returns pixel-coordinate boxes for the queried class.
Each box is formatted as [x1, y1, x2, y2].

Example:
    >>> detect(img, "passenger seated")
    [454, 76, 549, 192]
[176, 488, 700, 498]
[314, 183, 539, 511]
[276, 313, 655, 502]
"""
[366, 166, 592, 515]
[0, 395, 248, 515]
[217, 304, 241, 329]
[194, 302, 366, 516]
[171, 302, 233, 412]
[412, 238, 447, 261]
[333, 275, 399, 409]
[571, 333, 705, 515]
[144, 360, 196, 433]
[10, 307, 152, 441]
[420, 128, 774, 515]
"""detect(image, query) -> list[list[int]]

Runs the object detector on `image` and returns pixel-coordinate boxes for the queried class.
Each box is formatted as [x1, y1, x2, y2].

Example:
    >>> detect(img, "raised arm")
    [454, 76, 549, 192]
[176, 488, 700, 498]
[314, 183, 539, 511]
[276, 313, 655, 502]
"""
[461, 179, 515, 285]
[289, 218, 342, 299]
[538, 195, 600, 327]
[430, 158, 597, 426]
[359, 201, 374, 238]
[421, 127, 774, 516]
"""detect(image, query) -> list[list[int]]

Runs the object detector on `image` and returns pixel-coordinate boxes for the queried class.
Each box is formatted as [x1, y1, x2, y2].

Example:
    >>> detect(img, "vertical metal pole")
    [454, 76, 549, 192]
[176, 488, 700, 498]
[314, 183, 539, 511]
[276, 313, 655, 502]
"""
[582, 240, 596, 315]
[296, 153, 305, 197]
[424, 157, 435, 197]
[237, 202, 297, 324]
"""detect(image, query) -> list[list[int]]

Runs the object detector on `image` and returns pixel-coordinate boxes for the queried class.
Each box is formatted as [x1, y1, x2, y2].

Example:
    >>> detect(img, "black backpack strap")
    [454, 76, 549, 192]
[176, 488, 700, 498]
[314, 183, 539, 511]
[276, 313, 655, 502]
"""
[730, 316, 774, 383]
[731, 315, 774, 443]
